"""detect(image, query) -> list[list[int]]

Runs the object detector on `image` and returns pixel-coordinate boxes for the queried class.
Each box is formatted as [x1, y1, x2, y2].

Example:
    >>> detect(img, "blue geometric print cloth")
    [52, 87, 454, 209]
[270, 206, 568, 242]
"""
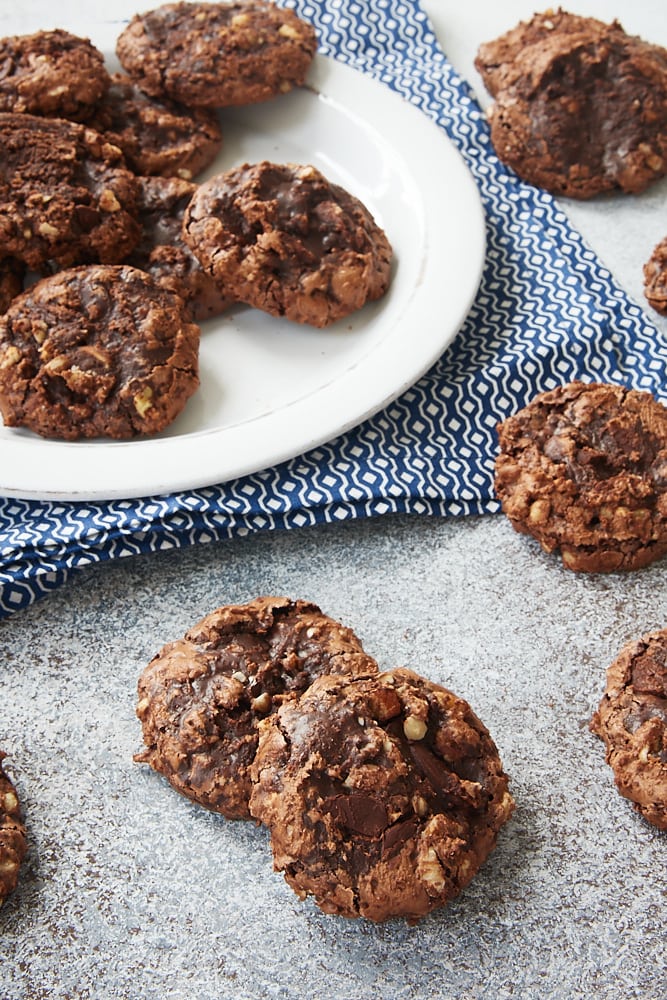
[0, 0, 665, 618]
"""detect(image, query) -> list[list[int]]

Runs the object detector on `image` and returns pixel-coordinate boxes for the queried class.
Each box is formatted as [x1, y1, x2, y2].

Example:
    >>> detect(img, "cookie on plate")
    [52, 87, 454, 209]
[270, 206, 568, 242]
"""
[0, 264, 200, 440]
[643, 235, 667, 316]
[183, 160, 393, 327]
[475, 10, 667, 198]
[0, 28, 110, 118]
[0, 113, 140, 271]
[591, 628, 667, 830]
[0, 752, 27, 907]
[494, 381, 667, 573]
[85, 73, 222, 180]
[249, 668, 514, 923]
[127, 175, 232, 321]
[135, 596, 378, 819]
[116, 0, 317, 108]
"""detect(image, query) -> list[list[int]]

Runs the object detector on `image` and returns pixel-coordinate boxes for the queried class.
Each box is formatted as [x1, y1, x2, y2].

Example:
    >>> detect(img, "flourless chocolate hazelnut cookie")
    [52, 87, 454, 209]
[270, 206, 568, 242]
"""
[116, 0, 317, 108]
[0, 264, 200, 440]
[0, 28, 110, 118]
[591, 628, 667, 830]
[494, 381, 667, 572]
[0, 113, 140, 271]
[183, 160, 393, 327]
[127, 175, 232, 321]
[249, 668, 514, 923]
[0, 752, 27, 907]
[85, 73, 222, 180]
[135, 596, 378, 819]
[643, 235, 667, 316]
[475, 10, 667, 198]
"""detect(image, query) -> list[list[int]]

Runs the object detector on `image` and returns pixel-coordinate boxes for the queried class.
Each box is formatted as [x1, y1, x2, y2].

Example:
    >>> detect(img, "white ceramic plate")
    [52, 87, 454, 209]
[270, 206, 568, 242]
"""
[0, 49, 485, 501]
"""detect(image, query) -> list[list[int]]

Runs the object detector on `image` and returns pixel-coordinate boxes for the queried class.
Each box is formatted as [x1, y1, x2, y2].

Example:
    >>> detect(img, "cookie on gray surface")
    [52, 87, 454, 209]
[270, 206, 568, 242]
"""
[643, 235, 667, 316]
[127, 175, 232, 321]
[249, 667, 514, 923]
[0, 264, 200, 440]
[116, 0, 317, 108]
[0, 112, 140, 271]
[183, 160, 393, 327]
[135, 596, 379, 819]
[494, 381, 667, 573]
[85, 73, 222, 180]
[591, 628, 667, 830]
[475, 11, 667, 198]
[0, 28, 109, 118]
[0, 752, 27, 908]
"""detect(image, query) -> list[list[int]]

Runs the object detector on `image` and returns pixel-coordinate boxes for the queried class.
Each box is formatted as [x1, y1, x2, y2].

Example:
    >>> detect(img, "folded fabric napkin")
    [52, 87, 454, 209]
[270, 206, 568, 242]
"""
[0, 0, 665, 618]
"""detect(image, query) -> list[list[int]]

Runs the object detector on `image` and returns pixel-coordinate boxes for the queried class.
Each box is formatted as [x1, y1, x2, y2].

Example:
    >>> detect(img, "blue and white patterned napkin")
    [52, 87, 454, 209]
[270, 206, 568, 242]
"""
[0, 0, 665, 618]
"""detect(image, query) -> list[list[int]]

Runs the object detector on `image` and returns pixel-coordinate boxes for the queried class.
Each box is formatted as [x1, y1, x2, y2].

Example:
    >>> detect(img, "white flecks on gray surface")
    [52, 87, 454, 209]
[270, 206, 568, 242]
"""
[1, 513, 665, 1000]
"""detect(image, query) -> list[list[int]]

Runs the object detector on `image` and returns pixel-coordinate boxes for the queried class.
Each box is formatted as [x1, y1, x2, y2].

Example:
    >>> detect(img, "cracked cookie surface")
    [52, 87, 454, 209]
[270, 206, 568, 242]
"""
[494, 381, 667, 572]
[249, 668, 514, 923]
[116, 0, 317, 108]
[183, 160, 393, 327]
[135, 596, 378, 819]
[591, 628, 667, 830]
[0, 263, 200, 440]
[475, 10, 667, 198]
[0, 752, 27, 908]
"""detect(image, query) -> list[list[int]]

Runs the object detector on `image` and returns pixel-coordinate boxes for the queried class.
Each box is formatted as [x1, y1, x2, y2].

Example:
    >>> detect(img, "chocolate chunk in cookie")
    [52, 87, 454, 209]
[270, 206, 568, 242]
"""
[85, 74, 222, 180]
[0, 752, 27, 907]
[0, 28, 110, 118]
[116, 1, 317, 108]
[183, 161, 393, 327]
[0, 257, 24, 313]
[0, 113, 140, 271]
[591, 629, 667, 830]
[494, 381, 667, 573]
[475, 11, 667, 198]
[127, 175, 232, 321]
[643, 235, 667, 316]
[249, 668, 514, 923]
[0, 264, 200, 440]
[135, 596, 378, 820]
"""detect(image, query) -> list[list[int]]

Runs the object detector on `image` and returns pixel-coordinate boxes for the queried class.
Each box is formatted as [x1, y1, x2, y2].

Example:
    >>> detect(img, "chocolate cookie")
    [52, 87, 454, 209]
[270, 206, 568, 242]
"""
[183, 161, 393, 328]
[475, 11, 667, 198]
[591, 629, 667, 830]
[0, 264, 200, 440]
[85, 74, 222, 180]
[127, 175, 232, 321]
[0, 752, 27, 907]
[249, 668, 514, 923]
[0, 113, 140, 271]
[116, 1, 317, 108]
[0, 257, 24, 313]
[643, 235, 667, 316]
[494, 381, 667, 572]
[134, 596, 378, 820]
[0, 28, 109, 118]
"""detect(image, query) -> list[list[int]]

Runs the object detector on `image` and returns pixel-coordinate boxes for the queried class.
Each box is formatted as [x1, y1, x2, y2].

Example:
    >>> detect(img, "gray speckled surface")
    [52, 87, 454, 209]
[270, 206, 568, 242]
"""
[1, 513, 666, 999]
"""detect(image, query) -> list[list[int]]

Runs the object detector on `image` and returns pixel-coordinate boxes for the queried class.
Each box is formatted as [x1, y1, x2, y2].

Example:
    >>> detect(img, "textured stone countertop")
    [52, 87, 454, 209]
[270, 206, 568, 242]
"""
[1, 2, 666, 999]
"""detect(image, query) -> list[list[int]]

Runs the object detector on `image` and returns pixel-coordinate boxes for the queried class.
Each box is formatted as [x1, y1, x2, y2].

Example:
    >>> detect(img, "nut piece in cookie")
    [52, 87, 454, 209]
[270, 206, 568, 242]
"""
[127, 175, 233, 321]
[134, 596, 378, 819]
[84, 73, 222, 181]
[0, 28, 110, 118]
[494, 381, 667, 572]
[591, 628, 667, 830]
[0, 113, 140, 271]
[0, 264, 200, 440]
[475, 10, 667, 198]
[0, 752, 27, 907]
[183, 160, 393, 328]
[116, 0, 317, 108]
[643, 235, 667, 316]
[249, 668, 514, 923]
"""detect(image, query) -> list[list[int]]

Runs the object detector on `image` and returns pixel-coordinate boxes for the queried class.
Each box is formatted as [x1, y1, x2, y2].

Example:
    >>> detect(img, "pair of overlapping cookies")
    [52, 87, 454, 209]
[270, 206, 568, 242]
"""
[0, 1, 392, 440]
